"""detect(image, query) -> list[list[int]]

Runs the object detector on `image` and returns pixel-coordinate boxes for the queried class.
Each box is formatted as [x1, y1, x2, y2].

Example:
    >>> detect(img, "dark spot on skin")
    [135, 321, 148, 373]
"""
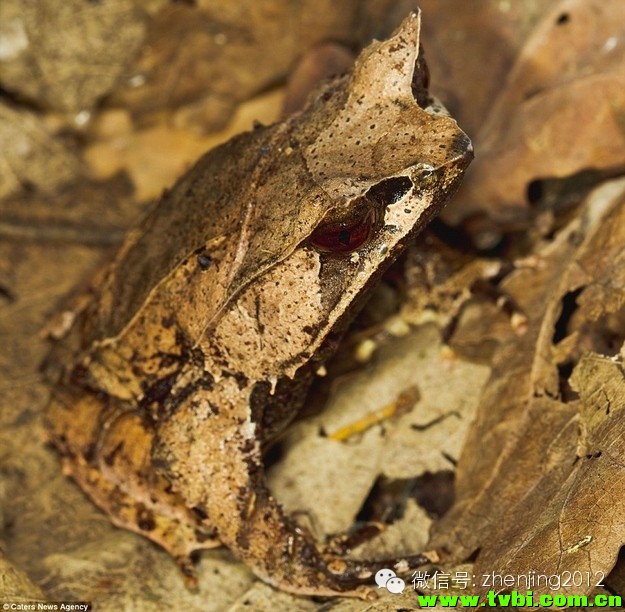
[140, 371, 178, 411]
[136, 506, 156, 531]
[191, 505, 208, 520]
[197, 253, 213, 270]
[234, 371, 249, 390]
[239, 438, 255, 455]
[556, 12, 570, 25]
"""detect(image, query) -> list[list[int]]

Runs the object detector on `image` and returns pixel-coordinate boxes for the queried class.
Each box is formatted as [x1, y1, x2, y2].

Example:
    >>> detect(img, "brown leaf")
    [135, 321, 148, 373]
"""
[418, 0, 625, 226]
[418, 0, 558, 136]
[429, 179, 625, 598]
[0, 553, 44, 602]
[113, 0, 420, 132]
[83, 90, 284, 201]
[0, 0, 147, 113]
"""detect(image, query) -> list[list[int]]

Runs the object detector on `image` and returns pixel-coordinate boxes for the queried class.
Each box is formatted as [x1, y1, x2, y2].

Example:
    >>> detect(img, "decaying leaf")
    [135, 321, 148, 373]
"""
[112, 0, 420, 131]
[418, 0, 558, 136]
[270, 324, 488, 549]
[419, 0, 625, 226]
[429, 179, 625, 599]
[83, 89, 284, 202]
[0, 0, 147, 113]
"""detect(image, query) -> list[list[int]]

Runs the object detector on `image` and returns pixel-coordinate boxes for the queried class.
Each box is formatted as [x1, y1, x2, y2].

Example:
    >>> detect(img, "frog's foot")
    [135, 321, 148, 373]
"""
[321, 550, 434, 584]
[314, 549, 433, 595]
[197, 497, 433, 598]
[312, 527, 438, 593]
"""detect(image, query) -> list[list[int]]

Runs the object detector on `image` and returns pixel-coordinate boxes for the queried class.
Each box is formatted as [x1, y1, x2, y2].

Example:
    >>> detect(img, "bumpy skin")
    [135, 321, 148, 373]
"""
[45, 11, 472, 597]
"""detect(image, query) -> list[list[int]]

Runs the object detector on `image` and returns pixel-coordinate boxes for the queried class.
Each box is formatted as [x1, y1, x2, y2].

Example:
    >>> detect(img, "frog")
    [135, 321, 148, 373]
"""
[44, 10, 472, 598]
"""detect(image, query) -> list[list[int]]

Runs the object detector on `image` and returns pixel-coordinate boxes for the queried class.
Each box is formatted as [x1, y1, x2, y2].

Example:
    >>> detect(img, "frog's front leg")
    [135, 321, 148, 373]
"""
[153, 381, 427, 597]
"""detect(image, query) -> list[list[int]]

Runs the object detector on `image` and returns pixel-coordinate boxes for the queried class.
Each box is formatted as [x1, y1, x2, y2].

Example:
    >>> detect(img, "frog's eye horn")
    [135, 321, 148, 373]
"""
[310, 176, 413, 254]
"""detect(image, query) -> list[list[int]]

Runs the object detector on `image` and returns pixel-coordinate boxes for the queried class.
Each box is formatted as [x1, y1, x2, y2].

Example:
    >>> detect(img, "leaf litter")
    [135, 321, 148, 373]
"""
[3, 1, 625, 610]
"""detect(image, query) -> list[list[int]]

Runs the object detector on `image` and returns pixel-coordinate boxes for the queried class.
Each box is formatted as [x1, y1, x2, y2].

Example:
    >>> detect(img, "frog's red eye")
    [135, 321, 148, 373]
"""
[309, 176, 413, 254]
[309, 211, 373, 253]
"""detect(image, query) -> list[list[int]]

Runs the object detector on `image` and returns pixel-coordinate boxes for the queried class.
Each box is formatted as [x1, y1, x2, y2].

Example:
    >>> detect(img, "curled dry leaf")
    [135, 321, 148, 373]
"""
[429, 178, 625, 599]
[0, 0, 147, 114]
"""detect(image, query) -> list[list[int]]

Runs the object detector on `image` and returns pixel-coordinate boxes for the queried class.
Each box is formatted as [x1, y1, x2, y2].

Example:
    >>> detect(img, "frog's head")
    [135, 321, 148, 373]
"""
[210, 11, 472, 382]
